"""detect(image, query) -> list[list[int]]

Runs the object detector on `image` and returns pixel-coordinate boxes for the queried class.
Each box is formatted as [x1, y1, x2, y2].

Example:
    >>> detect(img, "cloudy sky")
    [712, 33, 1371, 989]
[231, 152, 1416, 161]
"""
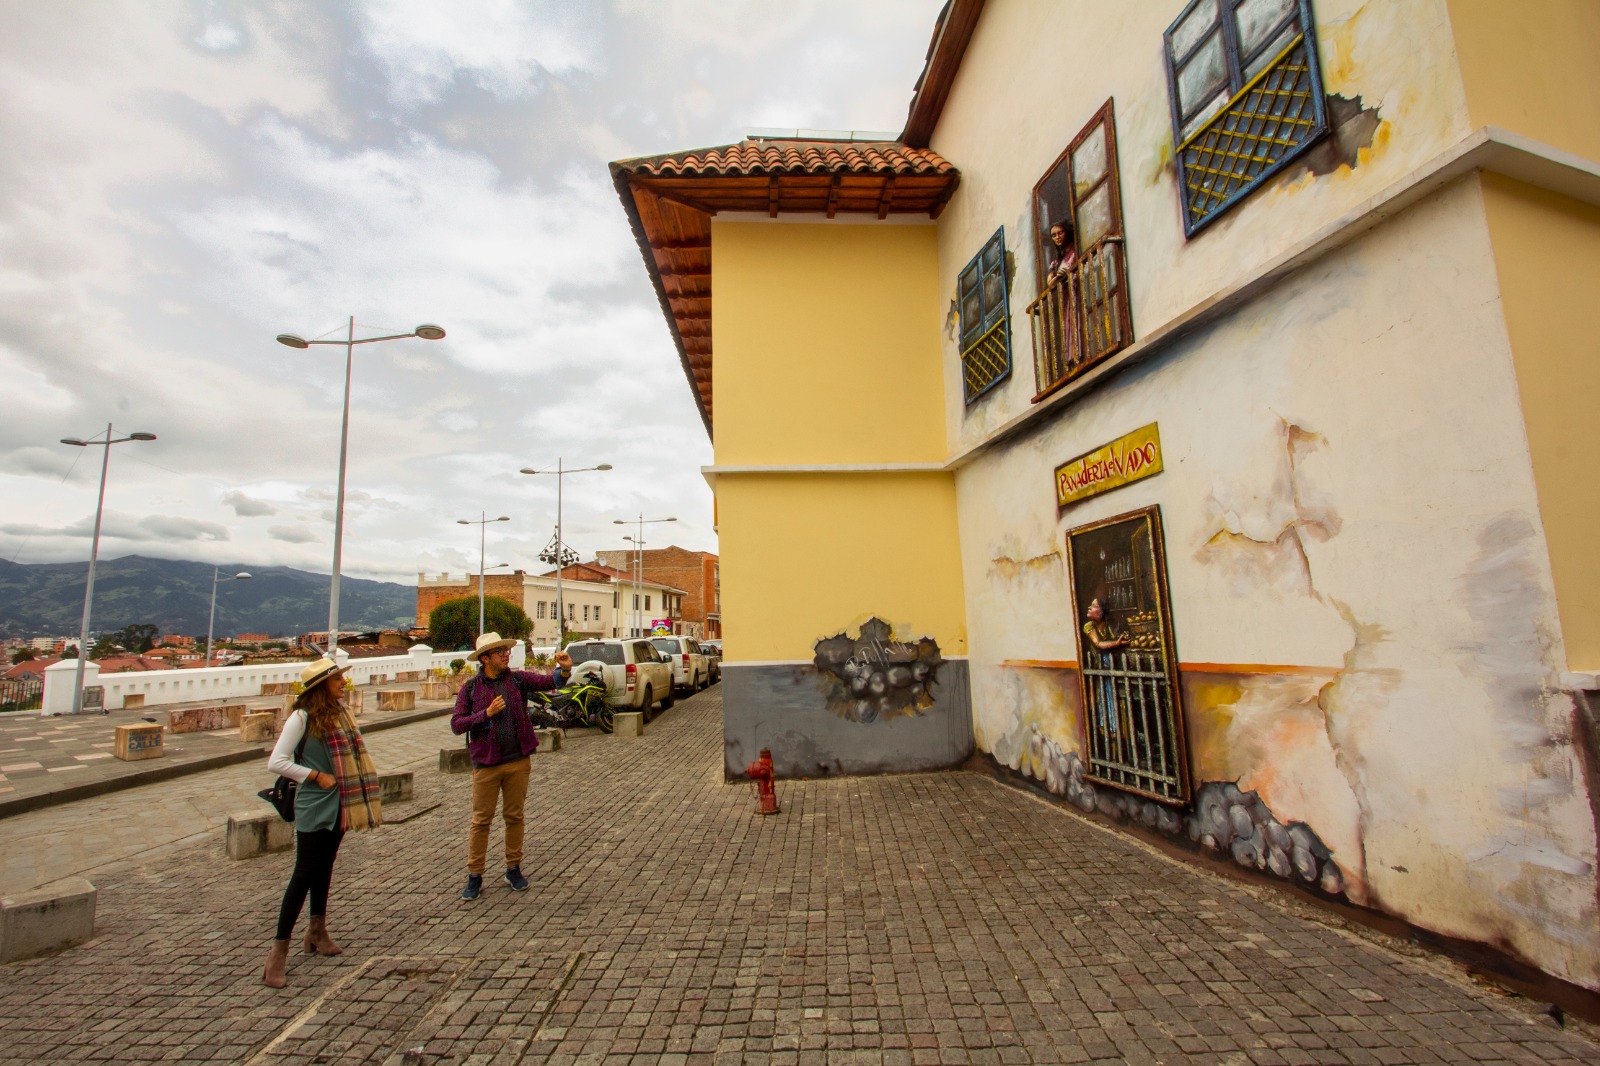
[0, 0, 942, 585]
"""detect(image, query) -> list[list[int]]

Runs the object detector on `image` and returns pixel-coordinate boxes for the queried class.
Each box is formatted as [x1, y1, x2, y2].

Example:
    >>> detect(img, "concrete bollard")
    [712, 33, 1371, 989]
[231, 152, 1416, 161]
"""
[421, 682, 451, 700]
[122, 693, 145, 710]
[439, 747, 472, 774]
[378, 771, 413, 804]
[613, 712, 644, 737]
[226, 811, 295, 860]
[345, 688, 364, 715]
[114, 723, 164, 761]
[239, 712, 276, 742]
[0, 879, 97, 962]
[534, 728, 562, 752]
[377, 691, 416, 712]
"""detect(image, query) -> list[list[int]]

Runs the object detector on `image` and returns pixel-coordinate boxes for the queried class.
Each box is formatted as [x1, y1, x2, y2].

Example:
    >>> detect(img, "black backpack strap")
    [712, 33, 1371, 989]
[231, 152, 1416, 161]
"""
[293, 708, 309, 763]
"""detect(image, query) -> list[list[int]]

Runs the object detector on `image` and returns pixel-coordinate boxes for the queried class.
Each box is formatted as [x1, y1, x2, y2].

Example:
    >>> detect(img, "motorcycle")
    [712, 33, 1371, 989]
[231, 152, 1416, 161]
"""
[530, 661, 614, 733]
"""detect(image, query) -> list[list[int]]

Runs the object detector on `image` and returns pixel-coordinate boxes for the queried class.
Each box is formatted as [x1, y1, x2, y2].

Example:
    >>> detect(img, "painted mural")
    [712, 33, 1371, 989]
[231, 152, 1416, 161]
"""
[813, 617, 944, 724]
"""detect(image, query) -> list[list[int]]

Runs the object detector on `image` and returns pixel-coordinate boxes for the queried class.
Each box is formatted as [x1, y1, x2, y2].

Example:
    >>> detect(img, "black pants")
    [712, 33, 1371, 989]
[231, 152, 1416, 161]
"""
[275, 827, 345, 940]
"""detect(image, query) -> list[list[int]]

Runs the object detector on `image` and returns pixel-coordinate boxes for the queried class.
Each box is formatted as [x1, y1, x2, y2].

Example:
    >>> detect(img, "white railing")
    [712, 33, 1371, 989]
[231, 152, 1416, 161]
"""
[39, 644, 474, 715]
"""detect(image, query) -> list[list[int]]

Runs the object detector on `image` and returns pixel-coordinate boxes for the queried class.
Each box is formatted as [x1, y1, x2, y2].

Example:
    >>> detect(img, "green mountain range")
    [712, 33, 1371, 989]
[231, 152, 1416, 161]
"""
[0, 555, 415, 640]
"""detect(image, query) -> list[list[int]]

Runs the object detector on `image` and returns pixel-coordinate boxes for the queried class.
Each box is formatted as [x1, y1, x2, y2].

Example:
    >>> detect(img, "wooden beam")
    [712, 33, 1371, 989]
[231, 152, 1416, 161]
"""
[768, 175, 780, 218]
[876, 175, 897, 220]
[826, 173, 842, 219]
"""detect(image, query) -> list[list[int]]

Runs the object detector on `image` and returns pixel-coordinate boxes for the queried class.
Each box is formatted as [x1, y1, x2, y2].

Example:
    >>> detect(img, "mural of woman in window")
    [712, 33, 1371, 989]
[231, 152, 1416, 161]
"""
[1046, 218, 1077, 284]
[1082, 596, 1125, 739]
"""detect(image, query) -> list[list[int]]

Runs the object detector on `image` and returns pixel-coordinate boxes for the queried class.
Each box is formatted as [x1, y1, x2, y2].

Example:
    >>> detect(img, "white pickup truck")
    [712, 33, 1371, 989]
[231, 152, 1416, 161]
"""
[563, 638, 675, 719]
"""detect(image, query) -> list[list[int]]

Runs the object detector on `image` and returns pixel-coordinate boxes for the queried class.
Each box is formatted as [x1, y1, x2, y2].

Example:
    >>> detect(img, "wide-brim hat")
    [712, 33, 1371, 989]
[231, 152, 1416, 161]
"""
[467, 632, 519, 662]
[299, 657, 349, 692]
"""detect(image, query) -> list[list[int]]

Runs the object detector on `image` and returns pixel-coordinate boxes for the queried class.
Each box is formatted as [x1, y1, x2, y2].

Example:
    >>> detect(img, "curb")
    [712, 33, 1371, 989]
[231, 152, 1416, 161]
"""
[0, 705, 453, 820]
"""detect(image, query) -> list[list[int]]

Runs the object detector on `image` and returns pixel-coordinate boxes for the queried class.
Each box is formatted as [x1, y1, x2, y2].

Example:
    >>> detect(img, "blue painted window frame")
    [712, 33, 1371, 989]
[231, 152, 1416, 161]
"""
[957, 227, 1012, 405]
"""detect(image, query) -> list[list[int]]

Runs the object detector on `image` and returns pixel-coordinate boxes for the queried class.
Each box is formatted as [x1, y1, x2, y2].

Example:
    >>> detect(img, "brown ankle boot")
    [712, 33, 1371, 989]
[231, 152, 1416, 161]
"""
[304, 915, 342, 956]
[263, 939, 290, 988]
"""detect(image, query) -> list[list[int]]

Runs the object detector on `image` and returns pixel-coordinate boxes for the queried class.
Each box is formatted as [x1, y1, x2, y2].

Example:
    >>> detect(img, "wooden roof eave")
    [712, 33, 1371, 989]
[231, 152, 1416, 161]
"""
[609, 161, 714, 440]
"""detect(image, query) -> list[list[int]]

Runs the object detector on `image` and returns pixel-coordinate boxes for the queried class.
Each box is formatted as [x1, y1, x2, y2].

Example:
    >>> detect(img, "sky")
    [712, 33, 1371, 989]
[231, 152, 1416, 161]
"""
[0, 0, 943, 586]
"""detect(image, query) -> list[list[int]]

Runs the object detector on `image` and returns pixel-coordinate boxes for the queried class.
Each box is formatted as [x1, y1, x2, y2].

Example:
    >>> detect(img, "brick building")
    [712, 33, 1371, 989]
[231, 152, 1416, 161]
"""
[415, 570, 529, 630]
[594, 546, 719, 639]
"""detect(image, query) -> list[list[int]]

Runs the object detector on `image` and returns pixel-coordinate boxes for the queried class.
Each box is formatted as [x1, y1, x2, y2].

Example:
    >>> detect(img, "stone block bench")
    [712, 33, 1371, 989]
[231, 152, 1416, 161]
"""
[226, 811, 295, 860]
[0, 879, 97, 962]
[122, 693, 145, 709]
[167, 703, 248, 734]
[114, 723, 163, 761]
[377, 690, 415, 712]
[613, 712, 644, 737]
[261, 682, 294, 696]
[239, 712, 276, 742]
[439, 747, 471, 774]
[535, 728, 562, 752]
[378, 771, 413, 804]
[421, 682, 451, 700]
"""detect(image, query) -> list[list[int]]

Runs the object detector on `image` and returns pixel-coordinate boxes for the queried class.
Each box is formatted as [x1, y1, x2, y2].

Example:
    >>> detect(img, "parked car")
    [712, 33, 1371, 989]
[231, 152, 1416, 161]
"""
[649, 635, 710, 693]
[563, 638, 675, 718]
[699, 639, 722, 682]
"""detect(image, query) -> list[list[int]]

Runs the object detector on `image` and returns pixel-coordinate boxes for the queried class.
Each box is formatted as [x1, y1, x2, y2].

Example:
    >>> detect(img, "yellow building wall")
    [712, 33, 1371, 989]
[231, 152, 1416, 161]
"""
[717, 473, 966, 663]
[711, 221, 945, 466]
[1480, 173, 1600, 670]
[1447, 0, 1600, 161]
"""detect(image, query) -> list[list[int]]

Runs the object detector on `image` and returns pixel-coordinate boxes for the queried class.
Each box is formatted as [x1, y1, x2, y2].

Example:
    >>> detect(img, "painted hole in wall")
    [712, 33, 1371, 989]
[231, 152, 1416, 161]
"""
[813, 617, 943, 723]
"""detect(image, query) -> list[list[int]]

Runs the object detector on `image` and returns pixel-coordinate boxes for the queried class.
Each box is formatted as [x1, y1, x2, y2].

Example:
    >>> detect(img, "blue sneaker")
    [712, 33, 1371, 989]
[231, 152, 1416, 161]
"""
[460, 874, 483, 900]
[504, 866, 529, 892]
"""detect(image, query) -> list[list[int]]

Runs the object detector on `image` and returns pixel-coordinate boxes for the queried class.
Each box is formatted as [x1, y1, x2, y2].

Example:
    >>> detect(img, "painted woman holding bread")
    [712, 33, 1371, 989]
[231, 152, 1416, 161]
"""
[262, 656, 382, 988]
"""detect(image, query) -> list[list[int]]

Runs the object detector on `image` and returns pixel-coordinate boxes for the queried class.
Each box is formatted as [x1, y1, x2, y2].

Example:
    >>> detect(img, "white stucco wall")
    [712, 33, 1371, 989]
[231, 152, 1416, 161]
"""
[933, 0, 1476, 453]
[954, 172, 1600, 990]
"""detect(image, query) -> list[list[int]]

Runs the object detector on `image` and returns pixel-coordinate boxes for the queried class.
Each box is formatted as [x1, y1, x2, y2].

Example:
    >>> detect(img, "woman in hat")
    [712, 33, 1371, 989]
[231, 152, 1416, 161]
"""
[261, 657, 382, 988]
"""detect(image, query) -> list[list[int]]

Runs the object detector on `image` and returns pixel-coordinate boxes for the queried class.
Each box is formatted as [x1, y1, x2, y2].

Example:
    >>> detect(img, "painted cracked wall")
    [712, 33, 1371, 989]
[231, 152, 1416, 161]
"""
[955, 176, 1600, 990]
[931, 0, 1478, 453]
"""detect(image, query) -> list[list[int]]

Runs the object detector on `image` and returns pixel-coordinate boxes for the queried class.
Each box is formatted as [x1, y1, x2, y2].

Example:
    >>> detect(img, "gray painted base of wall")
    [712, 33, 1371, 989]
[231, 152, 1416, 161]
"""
[723, 661, 972, 780]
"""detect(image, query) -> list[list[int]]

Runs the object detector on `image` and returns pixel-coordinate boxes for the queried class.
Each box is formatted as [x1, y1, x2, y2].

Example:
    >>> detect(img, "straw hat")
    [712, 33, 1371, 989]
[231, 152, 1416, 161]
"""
[299, 657, 349, 692]
[467, 632, 519, 662]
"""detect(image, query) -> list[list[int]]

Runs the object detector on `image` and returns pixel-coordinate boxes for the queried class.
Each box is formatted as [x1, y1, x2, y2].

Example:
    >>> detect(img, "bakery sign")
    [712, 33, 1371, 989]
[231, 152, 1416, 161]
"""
[1055, 422, 1164, 509]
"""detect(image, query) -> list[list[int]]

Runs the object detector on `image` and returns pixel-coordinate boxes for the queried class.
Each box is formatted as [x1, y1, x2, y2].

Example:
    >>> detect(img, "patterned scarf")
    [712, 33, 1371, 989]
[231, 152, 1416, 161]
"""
[324, 710, 382, 831]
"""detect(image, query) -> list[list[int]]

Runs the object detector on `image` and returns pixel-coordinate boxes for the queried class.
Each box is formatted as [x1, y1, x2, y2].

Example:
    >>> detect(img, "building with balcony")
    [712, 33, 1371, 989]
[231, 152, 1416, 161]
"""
[613, 0, 1600, 996]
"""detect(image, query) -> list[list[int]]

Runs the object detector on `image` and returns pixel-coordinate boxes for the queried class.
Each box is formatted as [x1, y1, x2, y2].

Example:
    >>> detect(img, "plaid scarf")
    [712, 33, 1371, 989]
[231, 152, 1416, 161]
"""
[324, 710, 382, 831]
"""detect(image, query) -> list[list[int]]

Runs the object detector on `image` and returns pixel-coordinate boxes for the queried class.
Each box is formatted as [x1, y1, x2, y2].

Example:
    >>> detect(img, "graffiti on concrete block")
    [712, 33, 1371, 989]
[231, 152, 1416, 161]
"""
[813, 617, 944, 724]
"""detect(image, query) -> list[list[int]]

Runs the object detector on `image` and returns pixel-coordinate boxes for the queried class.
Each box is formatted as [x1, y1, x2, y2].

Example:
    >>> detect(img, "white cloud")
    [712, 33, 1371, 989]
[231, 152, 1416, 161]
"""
[268, 524, 319, 544]
[222, 490, 276, 517]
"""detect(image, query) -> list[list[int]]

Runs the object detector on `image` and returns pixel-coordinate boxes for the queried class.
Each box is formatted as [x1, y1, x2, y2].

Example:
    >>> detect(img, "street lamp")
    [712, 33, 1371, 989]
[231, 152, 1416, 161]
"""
[457, 512, 511, 639]
[613, 514, 676, 638]
[277, 318, 444, 654]
[59, 424, 158, 714]
[520, 460, 611, 647]
[206, 568, 252, 666]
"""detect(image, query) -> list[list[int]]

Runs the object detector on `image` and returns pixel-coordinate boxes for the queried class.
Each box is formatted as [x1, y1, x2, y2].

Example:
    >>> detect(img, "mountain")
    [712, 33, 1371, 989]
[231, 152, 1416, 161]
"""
[0, 555, 416, 639]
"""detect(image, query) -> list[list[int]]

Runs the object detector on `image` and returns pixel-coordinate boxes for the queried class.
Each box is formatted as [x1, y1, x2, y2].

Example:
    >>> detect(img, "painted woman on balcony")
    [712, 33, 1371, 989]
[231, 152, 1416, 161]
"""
[1046, 219, 1077, 284]
[1081, 598, 1126, 742]
[261, 656, 382, 988]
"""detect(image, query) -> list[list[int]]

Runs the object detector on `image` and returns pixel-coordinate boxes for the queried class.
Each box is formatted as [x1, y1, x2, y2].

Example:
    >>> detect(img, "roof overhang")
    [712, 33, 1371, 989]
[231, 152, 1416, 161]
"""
[610, 139, 961, 439]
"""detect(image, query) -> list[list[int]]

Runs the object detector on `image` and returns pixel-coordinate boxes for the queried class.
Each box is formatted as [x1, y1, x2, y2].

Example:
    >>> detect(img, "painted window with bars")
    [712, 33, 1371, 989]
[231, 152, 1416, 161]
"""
[536, 601, 546, 620]
[1025, 99, 1132, 401]
[1164, 0, 1330, 236]
[957, 228, 1011, 404]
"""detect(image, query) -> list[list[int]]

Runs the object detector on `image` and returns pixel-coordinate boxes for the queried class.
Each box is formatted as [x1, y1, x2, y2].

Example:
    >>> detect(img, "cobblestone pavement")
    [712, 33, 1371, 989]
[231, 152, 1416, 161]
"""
[0, 687, 1596, 1065]
[0, 688, 452, 815]
[0, 715, 459, 897]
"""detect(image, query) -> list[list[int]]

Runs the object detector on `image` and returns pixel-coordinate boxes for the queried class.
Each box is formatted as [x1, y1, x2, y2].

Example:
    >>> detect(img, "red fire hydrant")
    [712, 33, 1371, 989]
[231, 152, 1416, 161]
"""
[746, 748, 780, 815]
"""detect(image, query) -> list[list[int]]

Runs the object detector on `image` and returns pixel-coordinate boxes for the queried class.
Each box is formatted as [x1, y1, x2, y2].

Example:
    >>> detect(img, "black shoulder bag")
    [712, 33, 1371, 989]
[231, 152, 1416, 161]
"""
[258, 715, 310, 823]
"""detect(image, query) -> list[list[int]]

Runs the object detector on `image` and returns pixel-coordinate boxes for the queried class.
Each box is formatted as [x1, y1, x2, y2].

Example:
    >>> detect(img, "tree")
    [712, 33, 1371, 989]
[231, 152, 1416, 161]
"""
[427, 595, 531, 652]
[60, 645, 79, 659]
[10, 648, 36, 665]
[89, 637, 122, 660]
[107, 623, 160, 653]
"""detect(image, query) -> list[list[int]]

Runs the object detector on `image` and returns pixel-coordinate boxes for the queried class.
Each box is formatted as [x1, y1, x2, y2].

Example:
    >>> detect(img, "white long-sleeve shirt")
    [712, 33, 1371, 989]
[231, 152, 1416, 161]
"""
[267, 709, 314, 783]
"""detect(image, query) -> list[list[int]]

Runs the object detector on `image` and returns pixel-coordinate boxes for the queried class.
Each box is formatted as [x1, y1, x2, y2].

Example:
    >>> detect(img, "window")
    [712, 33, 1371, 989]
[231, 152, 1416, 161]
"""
[957, 228, 1011, 403]
[582, 605, 590, 622]
[535, 602, 546, 620]
[634, 594, 640, 610]
[645, 595, 652, 611]
[1164, 0, 1329, 235]
[1026, 99, 1132, 399]
[567, 603, 574, 620]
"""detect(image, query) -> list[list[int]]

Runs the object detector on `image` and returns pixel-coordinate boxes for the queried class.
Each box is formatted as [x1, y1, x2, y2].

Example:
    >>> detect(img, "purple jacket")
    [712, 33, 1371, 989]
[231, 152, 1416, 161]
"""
[450, 666, 564, 766]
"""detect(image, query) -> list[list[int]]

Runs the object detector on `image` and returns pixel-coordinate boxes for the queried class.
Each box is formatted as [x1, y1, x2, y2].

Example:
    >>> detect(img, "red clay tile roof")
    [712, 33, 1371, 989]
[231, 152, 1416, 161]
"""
[620, 140, 956, 180]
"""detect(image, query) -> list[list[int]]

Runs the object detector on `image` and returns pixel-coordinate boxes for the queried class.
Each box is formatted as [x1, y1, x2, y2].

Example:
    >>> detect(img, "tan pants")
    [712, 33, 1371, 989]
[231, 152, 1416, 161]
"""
[467, 756, 530, 875]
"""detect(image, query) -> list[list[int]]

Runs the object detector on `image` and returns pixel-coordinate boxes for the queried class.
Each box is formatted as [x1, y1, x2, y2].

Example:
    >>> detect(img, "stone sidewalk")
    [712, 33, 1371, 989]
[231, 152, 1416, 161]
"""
[0, 688, 1596, 1065]
[0, 686, 454, 816]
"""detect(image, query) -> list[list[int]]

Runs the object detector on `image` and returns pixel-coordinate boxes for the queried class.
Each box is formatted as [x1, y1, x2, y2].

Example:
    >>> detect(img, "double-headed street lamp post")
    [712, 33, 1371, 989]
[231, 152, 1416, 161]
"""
[206, 567, 252, 666]
[457, 513, 510, 639]
[277, 318, 444, 654]
[59, 424, 157, 715]
[614, 514, 675, 638]
[520, 460, 611, 647]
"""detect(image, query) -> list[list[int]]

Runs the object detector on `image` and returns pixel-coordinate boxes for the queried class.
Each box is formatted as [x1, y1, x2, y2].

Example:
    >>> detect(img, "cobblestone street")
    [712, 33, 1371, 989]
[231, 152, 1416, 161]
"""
[0, 688, 1596, 1065]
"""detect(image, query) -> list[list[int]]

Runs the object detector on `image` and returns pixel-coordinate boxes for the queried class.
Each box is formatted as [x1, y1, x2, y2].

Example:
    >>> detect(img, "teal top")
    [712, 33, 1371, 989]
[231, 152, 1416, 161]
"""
[290, 712, 341, 832]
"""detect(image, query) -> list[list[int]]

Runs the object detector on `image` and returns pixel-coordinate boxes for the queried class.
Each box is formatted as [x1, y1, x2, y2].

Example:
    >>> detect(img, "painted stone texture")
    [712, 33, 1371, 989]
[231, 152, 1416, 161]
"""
[812, 617, 944, 724]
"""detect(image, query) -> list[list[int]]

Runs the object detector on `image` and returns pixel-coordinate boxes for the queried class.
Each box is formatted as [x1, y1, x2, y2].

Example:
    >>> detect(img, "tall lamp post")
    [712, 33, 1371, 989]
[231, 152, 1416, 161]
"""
[206, 567, 252, 666]
[277, 318, 444, 654]
[59, 424, 158, 714]
[520, 460, 611, 647]
[614, 514, 676, 637]
[457, 511, 511, 639]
